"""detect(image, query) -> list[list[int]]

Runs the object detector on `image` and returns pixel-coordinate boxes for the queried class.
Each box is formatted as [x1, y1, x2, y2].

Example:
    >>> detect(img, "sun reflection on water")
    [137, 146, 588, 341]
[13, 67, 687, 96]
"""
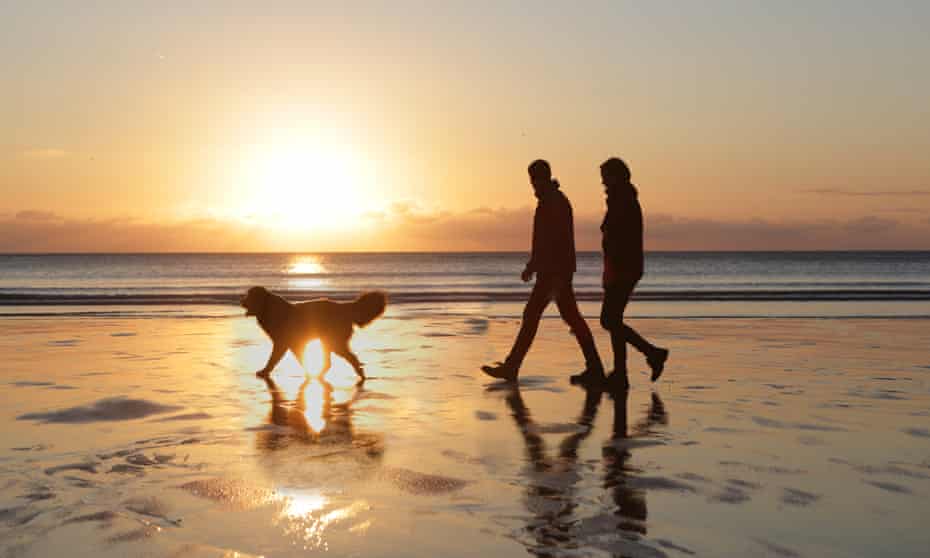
[286, 256, 328, 289]
[288, 256, 325, 276]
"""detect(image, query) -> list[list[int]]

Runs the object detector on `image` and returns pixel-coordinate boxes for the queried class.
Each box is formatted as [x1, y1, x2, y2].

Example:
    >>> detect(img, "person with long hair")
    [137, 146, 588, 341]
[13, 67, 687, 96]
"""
[572, 157, 668, 389]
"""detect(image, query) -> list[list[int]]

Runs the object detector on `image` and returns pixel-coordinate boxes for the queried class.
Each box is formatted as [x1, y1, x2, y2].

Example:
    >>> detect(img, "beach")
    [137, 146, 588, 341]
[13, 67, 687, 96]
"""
[5, 0, 930, 553]
[2, 307, 929, 557]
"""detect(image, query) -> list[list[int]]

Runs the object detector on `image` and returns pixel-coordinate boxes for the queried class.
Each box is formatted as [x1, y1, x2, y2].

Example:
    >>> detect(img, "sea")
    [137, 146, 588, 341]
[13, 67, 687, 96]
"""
[1, 251, 929, 318]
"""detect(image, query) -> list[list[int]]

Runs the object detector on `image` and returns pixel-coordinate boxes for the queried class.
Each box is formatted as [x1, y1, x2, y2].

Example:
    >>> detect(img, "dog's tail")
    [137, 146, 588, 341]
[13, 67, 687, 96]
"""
[351, 291, 387, 327]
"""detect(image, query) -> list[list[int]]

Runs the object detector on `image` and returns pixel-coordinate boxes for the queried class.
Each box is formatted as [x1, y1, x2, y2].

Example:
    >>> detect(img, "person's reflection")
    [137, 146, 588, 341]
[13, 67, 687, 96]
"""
[500, 384, 668, 554]
[504, 385, 599, 549]
[602, 389, 666, 534]
[257, 375, 383, 459]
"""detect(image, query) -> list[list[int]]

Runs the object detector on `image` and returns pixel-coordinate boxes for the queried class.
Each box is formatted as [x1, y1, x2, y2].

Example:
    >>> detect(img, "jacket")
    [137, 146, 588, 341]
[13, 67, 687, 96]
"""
[526, 186, 577, 276]
[602, 184, 644, 280]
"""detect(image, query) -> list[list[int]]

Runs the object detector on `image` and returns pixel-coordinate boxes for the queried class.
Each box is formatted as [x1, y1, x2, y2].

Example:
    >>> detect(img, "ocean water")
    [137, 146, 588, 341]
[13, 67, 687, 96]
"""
[1, 252, 929, 318]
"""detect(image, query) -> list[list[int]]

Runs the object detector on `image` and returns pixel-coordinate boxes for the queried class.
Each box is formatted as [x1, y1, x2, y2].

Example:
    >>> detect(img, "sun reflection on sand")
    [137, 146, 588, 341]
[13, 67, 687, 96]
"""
[303, 380, 327, 433]
[279, 489, 328, 519]
[273, 489, 371, 551]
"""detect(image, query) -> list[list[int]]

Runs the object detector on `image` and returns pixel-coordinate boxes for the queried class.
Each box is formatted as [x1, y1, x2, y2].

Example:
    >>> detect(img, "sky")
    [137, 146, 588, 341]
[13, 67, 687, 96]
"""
[2, 1, 929, 251]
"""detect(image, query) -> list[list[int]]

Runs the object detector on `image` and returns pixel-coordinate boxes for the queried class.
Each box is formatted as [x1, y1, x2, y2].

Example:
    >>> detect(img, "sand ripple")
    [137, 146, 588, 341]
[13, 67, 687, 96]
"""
[18, 397, 183, 424]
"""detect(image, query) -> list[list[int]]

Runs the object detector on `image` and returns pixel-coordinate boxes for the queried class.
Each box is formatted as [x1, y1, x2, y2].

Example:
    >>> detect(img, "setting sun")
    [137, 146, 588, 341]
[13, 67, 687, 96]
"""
[237, 139, 369, 232]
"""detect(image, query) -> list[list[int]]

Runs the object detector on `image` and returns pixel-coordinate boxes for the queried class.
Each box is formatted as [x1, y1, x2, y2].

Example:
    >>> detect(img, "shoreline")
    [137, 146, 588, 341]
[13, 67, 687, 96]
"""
[4, 299, 930, 320]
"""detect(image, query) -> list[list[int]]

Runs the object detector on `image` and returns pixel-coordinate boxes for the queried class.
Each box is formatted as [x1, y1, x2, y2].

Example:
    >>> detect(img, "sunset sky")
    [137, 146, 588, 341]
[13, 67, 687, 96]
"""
[2, 1, 929, 251]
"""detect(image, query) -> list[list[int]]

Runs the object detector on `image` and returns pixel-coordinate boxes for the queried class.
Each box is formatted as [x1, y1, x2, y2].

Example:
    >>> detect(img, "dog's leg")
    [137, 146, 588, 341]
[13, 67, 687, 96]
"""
[290, 342, 309, 376]
[335, 346, 365, 380]
[290, 343, 305, 366]
[257, 342, 287, 377]
[320, 345, 332, 376]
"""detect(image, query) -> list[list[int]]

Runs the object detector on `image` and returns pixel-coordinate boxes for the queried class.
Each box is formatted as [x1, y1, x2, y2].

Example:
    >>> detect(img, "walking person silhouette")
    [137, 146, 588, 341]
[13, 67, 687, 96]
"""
[482, 160, 603, 382]
[572, 158, 668, 389]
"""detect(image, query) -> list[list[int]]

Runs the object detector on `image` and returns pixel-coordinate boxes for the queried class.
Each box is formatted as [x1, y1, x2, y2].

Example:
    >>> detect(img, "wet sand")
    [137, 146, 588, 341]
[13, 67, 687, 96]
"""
[1, 310, 929, 557]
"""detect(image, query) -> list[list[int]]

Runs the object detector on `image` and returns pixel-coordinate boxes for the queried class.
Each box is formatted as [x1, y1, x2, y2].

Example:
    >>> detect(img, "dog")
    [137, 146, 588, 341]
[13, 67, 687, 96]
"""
[240, 286, 387, 380]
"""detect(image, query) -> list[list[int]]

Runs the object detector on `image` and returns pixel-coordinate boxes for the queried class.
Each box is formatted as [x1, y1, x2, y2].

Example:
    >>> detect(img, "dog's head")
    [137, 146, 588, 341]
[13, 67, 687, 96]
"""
[240, 286, 270, 317]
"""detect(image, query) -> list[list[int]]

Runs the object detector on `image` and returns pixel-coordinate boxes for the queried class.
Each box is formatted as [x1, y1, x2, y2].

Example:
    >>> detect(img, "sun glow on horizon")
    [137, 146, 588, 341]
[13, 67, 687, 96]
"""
[234, 136, 372, 232]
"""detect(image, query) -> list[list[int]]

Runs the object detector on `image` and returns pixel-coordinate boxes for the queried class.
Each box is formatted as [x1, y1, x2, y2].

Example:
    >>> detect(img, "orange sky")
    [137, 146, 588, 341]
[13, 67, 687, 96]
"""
[2, 2, 929, 251]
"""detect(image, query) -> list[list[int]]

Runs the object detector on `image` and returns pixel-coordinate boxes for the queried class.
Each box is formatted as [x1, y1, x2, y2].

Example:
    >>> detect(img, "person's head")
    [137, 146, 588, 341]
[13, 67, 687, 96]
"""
[528, 159, 556, 197]
[600, 157, 631, 190]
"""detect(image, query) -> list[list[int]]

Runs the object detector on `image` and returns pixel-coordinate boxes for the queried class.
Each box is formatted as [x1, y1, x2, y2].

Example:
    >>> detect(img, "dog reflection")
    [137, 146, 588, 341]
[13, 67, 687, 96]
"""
[257, 375, 384, 460]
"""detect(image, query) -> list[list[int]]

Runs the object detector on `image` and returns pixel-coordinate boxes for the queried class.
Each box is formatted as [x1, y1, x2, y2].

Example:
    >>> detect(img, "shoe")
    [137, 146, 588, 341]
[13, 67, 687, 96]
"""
[605, 370, 630, 392]
[570, 365, 606, 386]
[481, 361, 518, 382]
[647, 348, 669, 382]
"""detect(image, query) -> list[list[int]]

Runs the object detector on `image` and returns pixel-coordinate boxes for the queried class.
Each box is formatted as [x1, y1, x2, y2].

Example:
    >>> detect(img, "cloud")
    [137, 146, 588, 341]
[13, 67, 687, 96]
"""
[0, 214, 270, 253]
[640, 214, 927, 250]
[876, 207, 928, 214]
[387, 200, 445, 225]
[361, 207, 930, 251]
[363, 204, 535, 250]
[15, 210, 63, 222]
[645, 215, 829, 246]
[800, 188, 930, 197]
[19, 149, 69, 160]
[844, 216, 897, 234]
[1, 207, 929, 252]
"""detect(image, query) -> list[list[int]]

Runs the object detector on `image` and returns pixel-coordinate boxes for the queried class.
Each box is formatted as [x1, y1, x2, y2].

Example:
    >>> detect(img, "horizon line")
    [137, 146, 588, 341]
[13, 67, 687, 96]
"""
[3, 249, 930, 256]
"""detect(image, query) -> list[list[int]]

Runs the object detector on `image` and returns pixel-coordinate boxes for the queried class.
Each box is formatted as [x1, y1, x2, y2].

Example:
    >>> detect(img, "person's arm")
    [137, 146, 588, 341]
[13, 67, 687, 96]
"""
[602, 202, 626, 286]
[602, 249, 616, 287]
[523, 206, 542, 281]
[553, 196, 574, 272]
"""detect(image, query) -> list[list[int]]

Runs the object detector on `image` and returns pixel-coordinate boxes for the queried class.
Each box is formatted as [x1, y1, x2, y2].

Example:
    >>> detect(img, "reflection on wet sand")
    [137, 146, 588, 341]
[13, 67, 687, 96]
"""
[604, 390, 668, 536]
[255, 375, 383, 551]
[4, 312, 930, 557]
[258, 375, 383, 459]
[502, 384, 668, 556]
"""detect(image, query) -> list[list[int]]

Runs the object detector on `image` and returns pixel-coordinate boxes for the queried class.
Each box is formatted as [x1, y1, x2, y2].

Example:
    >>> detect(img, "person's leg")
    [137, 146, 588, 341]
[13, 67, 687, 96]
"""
[600, 281, 633, 376]
[621, 323, 655, 355]
[483, 277, 554, 380]
[611, 327, 628, 372]
[621, 278, 669, 381]
[505, 277, 552, 369]
[603, 278, 669, 382]
[554, 278, 603, 372]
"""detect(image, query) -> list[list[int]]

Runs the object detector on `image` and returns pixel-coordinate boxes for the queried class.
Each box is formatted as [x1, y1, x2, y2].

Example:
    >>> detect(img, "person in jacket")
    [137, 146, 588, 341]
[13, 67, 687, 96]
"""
[572, 157, 668, 389]
[482, 159, 603, 382]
